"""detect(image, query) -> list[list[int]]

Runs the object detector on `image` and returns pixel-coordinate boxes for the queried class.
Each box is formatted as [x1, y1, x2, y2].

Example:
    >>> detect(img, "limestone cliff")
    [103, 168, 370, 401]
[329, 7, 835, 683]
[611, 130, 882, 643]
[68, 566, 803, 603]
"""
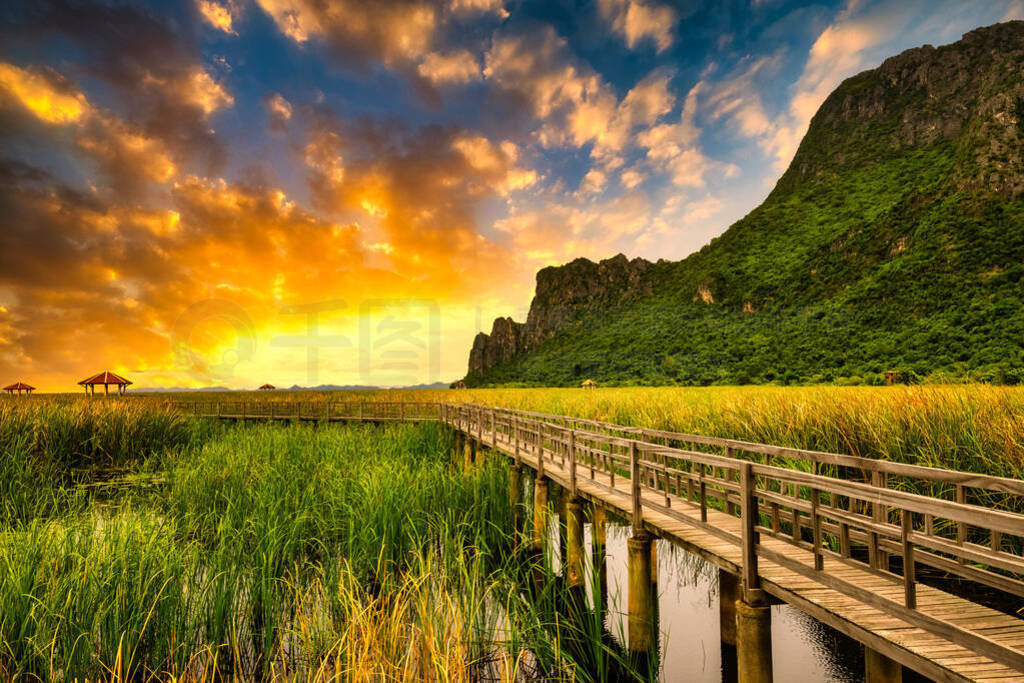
[467, 254, 652, 376]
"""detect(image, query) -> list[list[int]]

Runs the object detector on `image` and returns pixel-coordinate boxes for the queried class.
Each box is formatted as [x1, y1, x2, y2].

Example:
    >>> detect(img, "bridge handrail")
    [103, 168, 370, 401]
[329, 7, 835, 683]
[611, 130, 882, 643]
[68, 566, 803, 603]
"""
[444, 402, 1024, 671]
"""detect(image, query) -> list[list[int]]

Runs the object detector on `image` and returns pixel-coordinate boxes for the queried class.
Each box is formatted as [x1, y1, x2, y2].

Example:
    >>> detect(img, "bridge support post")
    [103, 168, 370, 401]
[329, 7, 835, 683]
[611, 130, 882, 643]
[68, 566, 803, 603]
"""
[736, 595, 772, 683]
[865, 648, 902, 683]
[558, 488, 569, 570]
[627, 532, 656, 655]
[510, 463, 523, 544]
[720, 569, 739, 646]
[591, 504, 608, 610]
[566, 499, 585, 588]
[532, 473, 549, 553]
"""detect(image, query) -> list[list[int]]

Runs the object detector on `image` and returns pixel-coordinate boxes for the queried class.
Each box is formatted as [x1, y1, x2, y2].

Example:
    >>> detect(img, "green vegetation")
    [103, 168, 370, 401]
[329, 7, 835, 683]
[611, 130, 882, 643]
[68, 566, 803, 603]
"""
[0, 399, 638, 682]
[472, 143, 1024, 387]
[468, 23, 1024, 388]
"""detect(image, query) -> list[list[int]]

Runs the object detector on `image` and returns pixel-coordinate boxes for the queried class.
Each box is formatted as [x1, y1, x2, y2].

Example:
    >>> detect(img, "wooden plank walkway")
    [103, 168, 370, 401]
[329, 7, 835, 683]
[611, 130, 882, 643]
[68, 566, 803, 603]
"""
[485, 427, 1024, 682]
[174, 399, 1024, 682]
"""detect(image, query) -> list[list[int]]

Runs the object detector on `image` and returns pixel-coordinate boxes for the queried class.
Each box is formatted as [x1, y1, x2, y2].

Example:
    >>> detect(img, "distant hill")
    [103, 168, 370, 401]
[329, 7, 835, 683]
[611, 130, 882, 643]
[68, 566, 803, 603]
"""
[466, 22, 1024, 386]
[132, 382, 452, 393]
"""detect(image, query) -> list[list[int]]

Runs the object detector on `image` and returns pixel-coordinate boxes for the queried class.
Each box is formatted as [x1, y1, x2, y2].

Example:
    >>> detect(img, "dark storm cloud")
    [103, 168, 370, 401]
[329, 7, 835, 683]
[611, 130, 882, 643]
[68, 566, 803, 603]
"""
[2, 0, 231, 174]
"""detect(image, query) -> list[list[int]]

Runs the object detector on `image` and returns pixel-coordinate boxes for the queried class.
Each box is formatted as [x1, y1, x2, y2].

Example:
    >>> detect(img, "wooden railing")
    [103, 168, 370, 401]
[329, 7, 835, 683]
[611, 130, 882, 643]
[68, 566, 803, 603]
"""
[442, 403, 1024, 672]
[169, 400, 442, 421]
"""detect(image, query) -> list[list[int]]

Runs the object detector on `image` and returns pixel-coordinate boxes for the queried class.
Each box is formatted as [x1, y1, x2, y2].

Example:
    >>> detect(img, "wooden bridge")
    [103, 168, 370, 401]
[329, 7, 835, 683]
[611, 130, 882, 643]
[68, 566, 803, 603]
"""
[175, 400, 1024, 682]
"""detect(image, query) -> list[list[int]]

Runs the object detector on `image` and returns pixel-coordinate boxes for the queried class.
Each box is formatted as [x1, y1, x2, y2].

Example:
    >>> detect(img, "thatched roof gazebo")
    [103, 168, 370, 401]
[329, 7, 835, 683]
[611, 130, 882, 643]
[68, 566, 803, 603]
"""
[259, 383, 275, 391]
[453, 380, 467, 389]
[79, 371, 132, 396]
[3, 382, 35, 395]
[581, 379, 596, 390]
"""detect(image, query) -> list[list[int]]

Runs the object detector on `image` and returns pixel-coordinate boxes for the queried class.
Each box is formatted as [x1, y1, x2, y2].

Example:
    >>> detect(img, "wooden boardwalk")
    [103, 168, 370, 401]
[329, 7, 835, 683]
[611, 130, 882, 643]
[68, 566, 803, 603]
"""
[176, 400, 1024, 682]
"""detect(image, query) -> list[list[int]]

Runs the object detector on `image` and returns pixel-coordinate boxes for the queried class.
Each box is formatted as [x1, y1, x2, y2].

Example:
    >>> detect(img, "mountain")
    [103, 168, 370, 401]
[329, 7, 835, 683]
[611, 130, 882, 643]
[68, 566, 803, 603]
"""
[466, 22, 1024, 387]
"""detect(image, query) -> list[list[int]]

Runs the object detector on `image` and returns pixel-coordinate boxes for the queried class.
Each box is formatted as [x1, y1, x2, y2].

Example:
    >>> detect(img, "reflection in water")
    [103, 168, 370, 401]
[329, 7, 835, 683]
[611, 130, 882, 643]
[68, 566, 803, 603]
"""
[534, 488, 869, 682]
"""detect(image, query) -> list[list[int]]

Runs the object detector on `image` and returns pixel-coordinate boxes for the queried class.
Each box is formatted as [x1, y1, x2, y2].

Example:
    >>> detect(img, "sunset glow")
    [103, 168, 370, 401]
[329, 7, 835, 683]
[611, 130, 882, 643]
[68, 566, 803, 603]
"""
[1, 0, 1021, 391]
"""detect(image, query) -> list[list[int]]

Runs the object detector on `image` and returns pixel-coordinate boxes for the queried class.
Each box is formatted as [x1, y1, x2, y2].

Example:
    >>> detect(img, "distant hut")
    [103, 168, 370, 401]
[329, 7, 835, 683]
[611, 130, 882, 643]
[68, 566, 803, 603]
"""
[259, 383, 276, 391]
[453, 380, 467, 389]
[884, 370, 899, 386]
[581, 379, 596, 390]
[78, 371, 132, 396]
[3, 382, 35, 395]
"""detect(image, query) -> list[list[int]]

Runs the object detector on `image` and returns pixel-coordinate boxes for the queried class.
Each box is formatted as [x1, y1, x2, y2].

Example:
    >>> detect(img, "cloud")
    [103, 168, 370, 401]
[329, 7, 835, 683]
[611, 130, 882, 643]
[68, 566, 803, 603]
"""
[484, 27, 680, 165]
[597, 0, 676, 53]
[0, 61, 181, 197]
[255, 0, 438, 64]
[0, 63, 88, 125]
[196, 0, 237, 34]
[417, 50, 481, 85]
[265, 92, 292, 130]
[449, 0, 508, 16]
[3, 1, 234, 174]
[298, 114, 534, 295]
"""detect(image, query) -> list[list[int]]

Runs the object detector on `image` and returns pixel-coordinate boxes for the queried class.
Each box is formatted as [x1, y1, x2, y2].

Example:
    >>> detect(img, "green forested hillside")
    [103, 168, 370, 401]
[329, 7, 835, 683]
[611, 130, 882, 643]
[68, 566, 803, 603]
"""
[467, 23, 1024, 387]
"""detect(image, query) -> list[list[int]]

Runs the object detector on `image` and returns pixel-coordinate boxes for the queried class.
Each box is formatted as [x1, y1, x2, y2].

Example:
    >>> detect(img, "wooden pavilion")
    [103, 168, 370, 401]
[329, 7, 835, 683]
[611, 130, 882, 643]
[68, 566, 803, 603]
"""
[3, 382, 35, 395]
[453, 380, 467, 389]
[581, 379, 596, 390]
[78, 371, 132, 396]
[258, 383, 275, 391]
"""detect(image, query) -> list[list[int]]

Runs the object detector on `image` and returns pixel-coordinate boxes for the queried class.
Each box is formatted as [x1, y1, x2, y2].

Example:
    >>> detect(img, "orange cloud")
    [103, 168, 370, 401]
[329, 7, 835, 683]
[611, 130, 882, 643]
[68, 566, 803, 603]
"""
[197, 0, 237, 34]
[0, 62, 88, 124]
[597, 0, 676, 53]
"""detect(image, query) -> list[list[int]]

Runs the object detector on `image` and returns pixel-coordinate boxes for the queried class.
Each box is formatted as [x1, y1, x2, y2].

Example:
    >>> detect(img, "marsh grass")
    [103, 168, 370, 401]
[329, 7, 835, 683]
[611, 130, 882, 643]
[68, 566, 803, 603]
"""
[0, 402, 638, 682]
[5, 384, 1023, 680]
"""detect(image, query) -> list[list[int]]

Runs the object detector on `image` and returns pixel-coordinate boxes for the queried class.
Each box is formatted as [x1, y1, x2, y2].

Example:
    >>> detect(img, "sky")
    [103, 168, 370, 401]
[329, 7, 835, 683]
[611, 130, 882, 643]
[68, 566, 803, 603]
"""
[1, 0, 1022, 391]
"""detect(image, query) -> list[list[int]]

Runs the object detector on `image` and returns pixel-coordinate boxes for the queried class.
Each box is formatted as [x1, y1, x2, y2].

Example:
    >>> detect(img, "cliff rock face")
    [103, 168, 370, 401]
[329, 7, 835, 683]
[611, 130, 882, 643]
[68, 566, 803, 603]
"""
[468, 254, 651, 376]
[776, 21, 1024, 196]
[468, 317, 523, 376]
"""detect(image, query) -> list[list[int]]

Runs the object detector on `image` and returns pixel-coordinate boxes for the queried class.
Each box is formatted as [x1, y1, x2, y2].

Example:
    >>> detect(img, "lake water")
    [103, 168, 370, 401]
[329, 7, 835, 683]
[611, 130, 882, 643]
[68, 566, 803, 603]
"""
[536, 492, 925, 682]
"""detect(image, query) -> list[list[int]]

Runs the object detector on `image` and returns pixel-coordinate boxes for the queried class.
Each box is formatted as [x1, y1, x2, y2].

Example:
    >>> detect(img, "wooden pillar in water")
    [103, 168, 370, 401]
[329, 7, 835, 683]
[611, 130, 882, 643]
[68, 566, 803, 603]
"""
[736, 597, 772, 683]
[627, 532, 655, 655]
[510, 463, 523, 543]
[737, 462, 772, 683]
[591, 504, 608, 609]
[533, 473, 549, 553]
[720, 569, 739, 646]
[558, 487, 569, 570]
[865, 649, 903, 683]
[650, 537, 658, 586]
[566, 499, 585, 588]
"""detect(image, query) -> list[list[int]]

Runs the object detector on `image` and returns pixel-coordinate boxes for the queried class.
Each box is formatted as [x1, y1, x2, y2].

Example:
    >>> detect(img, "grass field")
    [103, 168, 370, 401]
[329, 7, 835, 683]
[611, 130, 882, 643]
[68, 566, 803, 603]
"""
[154, 384, 1024, 477]
[2, 385, 1023, 681]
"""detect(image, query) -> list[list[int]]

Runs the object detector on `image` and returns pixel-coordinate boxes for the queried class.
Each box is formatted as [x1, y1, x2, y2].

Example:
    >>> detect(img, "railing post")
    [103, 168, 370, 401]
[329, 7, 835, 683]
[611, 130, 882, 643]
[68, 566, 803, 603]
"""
[955, 484, 967, 565]
[513, 413, 520, 464]
[740, 462, 760, 602]
[569, 429, 577, 499]
[811, 481, 823, 571]
[630, 441, 642, 531]
[491, 408, 497, 448]
[871, 470, 889, 570]
[537, 424, 545, 479]
[902, 509, 916, 609]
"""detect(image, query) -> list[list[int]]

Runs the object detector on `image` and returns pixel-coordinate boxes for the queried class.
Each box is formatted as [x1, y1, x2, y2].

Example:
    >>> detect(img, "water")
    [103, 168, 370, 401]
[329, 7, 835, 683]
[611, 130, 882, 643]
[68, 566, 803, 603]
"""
[542, 502, 869, 682]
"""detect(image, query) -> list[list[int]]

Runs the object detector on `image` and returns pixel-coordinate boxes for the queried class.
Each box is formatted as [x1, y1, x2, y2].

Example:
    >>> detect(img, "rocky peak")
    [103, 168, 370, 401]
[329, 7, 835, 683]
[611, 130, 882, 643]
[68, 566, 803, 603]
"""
[776, 20, 1024, 196]
[467, 254, 652, 378]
